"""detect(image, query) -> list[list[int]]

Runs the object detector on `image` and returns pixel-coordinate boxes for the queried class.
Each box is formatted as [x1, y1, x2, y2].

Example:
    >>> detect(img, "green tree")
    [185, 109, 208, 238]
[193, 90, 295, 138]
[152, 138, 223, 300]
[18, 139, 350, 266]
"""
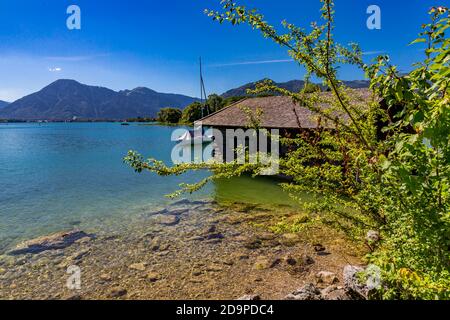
[126, 2, 450, 299]
[206, 94, 224, 113]
[157, 107, 182, 124]
[181, 95, 229, 124]
[181, 102, 203, 123]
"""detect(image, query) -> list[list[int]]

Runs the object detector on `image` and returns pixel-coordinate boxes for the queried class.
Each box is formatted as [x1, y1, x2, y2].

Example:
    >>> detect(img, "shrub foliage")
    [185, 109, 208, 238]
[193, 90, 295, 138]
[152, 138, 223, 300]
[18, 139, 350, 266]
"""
[126, 1, 450, 299]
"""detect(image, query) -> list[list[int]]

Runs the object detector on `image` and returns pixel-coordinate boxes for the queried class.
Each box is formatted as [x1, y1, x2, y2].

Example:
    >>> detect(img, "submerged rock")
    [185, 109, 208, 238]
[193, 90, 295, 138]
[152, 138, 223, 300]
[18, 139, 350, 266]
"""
[108, 287, 127, 298]
[243, 237, 262, 249]
[8, 230, 93, 255]
[75, 236, 92, 244]
[202, 225, 217, 234]
[257, 232, 277, 241]
[186, 236, 204, 242]
[253, 257, 271, 270]
[56, 248, 92, 269]
[148, 236, 169, 251]
[253, 256, 279, 270]
[301, 255, 315, 265]
[233, 252, 249, 261]
[222, 258, 234, 266]
[191, 269, 203, 276]
[313, 243, 326, 252]
[100, 273, 113, 282]
[146, 272, 160, 282]
[171, 198, 191, 206]
[205, 238, 222, 245]
[143, 204, 190, 218]
[206, 264, 223, 272]
[152, 215, 180, 226]
[166, 208, 189, 216]
[69, 248, 91, 261]
[149, 237, 162, 251]
[171, 198, 214, 208]
[205, 233, 224, 240]
[283, 254, 297, 266]
[144, 208, 168, 217]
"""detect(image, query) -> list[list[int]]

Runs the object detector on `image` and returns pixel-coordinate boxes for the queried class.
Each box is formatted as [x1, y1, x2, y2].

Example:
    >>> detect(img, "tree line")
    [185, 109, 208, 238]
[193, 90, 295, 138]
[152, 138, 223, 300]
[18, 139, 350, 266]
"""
[156, 94, 244, 124]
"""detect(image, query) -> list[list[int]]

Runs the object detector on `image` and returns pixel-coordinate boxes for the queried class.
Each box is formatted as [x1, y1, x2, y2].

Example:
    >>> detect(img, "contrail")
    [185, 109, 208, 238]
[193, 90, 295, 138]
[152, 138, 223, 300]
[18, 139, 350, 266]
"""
[208, 59, 294, 67]
[208, 52, 385, 68]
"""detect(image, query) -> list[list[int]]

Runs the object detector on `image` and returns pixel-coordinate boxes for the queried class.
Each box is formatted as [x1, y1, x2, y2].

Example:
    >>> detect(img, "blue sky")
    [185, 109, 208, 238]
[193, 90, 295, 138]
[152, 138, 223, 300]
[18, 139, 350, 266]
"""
[0, 0, 447, 101]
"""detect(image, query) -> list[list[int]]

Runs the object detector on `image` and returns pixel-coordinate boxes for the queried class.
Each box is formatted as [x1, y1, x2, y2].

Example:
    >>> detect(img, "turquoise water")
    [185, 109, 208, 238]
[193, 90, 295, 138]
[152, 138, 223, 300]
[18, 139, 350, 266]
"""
[0, 122, 294, 252]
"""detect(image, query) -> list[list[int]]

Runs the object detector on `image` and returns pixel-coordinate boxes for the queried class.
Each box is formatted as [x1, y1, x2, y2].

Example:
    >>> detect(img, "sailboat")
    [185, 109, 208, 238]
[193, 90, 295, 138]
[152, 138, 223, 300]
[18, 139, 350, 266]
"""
[176, 57, 213, 146]
[176, 130, 213, 146]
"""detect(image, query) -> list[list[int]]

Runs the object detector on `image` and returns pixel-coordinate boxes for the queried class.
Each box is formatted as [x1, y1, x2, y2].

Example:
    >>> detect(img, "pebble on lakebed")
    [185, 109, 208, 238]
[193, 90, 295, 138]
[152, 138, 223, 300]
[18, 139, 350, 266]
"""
[0, 199, 364, 300]
[146, 272, 161, 282]
[129, 262, 147, 271]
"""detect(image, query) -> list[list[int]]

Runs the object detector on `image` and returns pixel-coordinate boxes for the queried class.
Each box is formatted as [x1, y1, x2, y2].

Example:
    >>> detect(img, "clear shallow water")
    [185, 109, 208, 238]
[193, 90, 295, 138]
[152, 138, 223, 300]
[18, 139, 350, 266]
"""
[0, 122, 294, 252]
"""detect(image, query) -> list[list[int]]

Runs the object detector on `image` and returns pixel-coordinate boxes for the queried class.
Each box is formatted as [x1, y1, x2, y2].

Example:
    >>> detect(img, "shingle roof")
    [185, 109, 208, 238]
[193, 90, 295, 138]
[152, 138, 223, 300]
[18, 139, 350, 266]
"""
[196, 89, 370, 129]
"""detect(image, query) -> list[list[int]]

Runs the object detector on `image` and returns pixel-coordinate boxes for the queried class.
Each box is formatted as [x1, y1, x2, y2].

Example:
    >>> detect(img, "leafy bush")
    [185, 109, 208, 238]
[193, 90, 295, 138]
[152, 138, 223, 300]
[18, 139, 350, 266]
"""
[126, 1, 450, 299]
[207, 94, 224, 113]
[157, 107, 182, 124]
[181, 95, 238, 124]
[181, 102, 203, 123]
[364, 7, 450, 298]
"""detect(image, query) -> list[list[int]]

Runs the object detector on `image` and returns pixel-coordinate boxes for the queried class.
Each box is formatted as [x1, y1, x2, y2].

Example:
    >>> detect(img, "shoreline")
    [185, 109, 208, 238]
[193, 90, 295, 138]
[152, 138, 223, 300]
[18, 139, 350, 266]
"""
[0, 200, 365, 300]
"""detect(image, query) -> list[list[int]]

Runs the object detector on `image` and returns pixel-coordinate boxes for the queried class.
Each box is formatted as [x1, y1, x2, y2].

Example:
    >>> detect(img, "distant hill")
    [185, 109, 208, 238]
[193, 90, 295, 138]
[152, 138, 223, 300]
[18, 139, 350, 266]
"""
[116, 87, 198, 118]
[0, 80, 198, 120]
[221, 79, 370, 98]
[0, 78, 371, 120]
[0, 100, 9, 109]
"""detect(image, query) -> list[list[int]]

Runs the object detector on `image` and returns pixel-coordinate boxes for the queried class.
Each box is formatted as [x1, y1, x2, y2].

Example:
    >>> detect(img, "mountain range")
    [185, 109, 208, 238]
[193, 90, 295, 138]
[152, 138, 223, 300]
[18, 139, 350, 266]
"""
[0, 80, 198, 121]
[0, 100, 9, 109]
[0, 78, 370, 120]
[221, 79, 370, 98]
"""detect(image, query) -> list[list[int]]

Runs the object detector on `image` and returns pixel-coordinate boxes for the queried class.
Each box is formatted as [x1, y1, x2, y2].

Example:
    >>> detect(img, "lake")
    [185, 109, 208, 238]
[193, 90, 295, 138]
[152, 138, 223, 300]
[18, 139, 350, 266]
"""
[0, 122, 295, 252]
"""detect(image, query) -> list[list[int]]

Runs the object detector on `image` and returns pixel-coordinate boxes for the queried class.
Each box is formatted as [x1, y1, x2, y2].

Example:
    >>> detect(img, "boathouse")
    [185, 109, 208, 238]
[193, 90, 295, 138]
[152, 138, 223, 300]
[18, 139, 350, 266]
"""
[195, 89, 369, 162]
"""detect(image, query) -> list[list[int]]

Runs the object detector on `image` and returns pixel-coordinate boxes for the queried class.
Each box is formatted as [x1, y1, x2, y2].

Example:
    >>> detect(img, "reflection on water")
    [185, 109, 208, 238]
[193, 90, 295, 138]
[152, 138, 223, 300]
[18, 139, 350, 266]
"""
[213, 175, 303, 207]
[171, 142, 215, 164]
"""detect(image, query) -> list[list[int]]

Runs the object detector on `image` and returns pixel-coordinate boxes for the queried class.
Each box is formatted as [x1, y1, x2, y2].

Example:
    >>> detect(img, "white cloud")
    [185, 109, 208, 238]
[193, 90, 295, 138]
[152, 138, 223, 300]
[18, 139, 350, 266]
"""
[44, 54, 110, 62]
[48, 67, 62, 72]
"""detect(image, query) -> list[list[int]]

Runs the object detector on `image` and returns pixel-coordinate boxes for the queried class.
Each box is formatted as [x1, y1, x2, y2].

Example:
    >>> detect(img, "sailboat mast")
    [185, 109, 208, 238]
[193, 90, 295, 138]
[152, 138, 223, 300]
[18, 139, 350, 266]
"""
[199, 57, 208, 118]
[200, 57, 204, 118]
